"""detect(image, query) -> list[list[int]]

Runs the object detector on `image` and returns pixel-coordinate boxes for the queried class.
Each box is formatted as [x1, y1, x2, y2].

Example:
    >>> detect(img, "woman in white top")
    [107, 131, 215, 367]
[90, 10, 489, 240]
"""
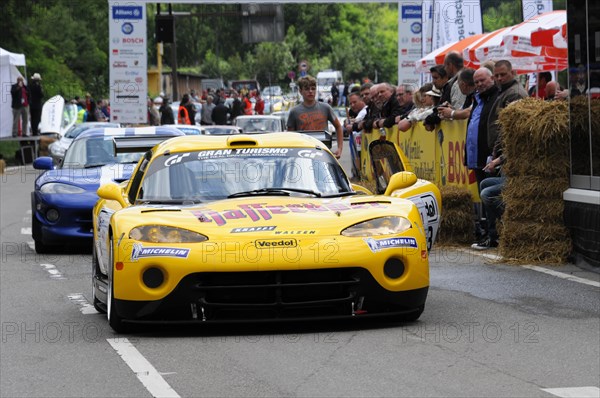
[397, 84, 441, 132]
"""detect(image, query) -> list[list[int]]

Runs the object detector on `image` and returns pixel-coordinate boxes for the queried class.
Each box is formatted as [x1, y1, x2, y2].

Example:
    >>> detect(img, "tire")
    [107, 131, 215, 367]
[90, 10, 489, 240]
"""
[92, 245, 106, 314]
[107, 235, 129, 333]
[34, 238, 52, 254]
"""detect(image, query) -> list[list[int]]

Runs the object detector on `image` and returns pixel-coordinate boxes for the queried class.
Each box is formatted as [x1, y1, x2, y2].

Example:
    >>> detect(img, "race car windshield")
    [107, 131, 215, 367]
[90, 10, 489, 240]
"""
[62, 137, 143, 169]
[138, 147, 352, 202]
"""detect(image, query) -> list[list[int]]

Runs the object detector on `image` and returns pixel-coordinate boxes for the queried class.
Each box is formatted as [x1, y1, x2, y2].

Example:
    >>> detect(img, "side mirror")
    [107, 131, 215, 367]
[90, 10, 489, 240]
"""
[384, 171, 417, 196]
[33, 157, 54, 170]
[97, 183, 128, 208]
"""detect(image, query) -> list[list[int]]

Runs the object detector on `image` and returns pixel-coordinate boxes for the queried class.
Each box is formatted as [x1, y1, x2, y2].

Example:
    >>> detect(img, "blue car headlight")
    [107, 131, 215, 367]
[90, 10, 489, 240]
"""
[129, 225, 208, 243]
[341, 216, 412, 237]
[40, 183, 86, 194]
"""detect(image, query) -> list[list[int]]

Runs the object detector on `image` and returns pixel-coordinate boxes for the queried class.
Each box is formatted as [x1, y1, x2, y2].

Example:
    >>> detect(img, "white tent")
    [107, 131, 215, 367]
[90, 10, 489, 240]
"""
[1, 47, 26, 138]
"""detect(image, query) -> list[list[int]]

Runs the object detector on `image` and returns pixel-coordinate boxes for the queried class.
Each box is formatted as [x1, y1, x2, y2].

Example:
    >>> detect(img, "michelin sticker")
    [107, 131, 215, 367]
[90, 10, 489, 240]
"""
[364, 237, 418, 252]
[131, 243, 190, 261]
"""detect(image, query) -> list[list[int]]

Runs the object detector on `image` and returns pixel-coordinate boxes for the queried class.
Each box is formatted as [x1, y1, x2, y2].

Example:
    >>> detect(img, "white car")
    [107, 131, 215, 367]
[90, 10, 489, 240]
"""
[162, 124, 242, 136]
[234, 115, 285, 133]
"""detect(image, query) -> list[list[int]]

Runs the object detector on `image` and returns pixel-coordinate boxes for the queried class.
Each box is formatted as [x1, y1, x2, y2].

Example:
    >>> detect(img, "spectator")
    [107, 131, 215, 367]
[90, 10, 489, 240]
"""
[76, 100, 88, 123]
[200, 95, 215, 125]
[430, 65, 450, 105]
[394, 84, 415, 124]
[438, 68, 476, 121]
[147, 97, 160, 126]
[528, 71, 552, 98]
[344, 91, 367, 178]
[29, 73, 44, 135]
[372, 83, 403, 131]
[331, 80, 339, 107]
[229, 91, 243, 122]
[465, 67, 499, 195]
[242, 93, 253, 115]
[398, 84, 439, 132]
[178, 94, 193, 125]
[159, 97, 175, 125]
[254, 91, 265, 115]
[487, 60, 528, 161]
[100, 99, 111, 120]
[85, 93, 97, 122]
[360, 83, 382, 132]
[443, 51, 467, 109]
[355, 82, 375, 132]
[212, 100, 230, 125]
[287, 75, 343, 158]
[95, 99, 108, 122]
[11, 76, 29, 137]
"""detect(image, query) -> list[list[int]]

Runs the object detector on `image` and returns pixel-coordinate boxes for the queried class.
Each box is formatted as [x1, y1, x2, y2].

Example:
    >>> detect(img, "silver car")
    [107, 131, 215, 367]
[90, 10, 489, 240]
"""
[48, 122, 120, 164]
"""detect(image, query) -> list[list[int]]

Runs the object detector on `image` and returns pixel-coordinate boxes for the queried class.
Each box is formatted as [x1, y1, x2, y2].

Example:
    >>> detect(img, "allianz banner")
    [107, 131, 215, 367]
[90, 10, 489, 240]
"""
[398, 1, 424, 89]
[360, 121, 481, 202]
[431, 0, 483, 49]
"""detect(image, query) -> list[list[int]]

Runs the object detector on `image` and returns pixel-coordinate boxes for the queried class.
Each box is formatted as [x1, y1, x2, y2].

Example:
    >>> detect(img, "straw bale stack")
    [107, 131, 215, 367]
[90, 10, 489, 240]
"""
[437, 185, 473, 245]
[497, 98, 571, 263]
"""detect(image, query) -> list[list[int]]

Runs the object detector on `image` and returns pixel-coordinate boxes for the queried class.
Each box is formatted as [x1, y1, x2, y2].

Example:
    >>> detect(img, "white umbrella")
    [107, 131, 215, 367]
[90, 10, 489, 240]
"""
[502, 10, 567, 61]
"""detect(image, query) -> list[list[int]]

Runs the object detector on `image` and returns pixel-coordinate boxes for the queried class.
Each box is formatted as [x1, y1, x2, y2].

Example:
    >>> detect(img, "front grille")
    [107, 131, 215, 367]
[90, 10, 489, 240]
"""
[182, 268, 363, 320]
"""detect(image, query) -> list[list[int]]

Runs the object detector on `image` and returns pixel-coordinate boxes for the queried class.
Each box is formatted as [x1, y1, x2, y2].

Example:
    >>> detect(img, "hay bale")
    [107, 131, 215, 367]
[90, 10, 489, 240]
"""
[437, 185, 473, 245]
[499, 220, 571, 264]
[491, 99, 572, 264]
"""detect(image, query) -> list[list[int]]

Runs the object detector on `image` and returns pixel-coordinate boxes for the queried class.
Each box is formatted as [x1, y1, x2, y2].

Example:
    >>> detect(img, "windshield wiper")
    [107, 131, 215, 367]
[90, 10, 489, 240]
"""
[322, 191, 361, 197]
[83, 163, 108, 169]
[228, 187, 322, 198]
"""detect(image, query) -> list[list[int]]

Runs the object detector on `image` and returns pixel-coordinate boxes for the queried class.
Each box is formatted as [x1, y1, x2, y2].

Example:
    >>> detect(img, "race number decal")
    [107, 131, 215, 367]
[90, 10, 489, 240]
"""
[408, 193, 439, 251]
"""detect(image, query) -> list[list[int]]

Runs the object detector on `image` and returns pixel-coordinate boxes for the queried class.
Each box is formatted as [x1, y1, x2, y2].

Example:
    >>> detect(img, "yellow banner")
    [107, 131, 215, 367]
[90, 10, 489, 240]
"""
[360, 121, 480, 202]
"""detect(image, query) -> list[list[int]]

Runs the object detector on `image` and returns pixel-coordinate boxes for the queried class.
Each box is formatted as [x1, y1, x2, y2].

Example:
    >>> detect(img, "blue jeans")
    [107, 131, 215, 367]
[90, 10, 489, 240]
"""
[480, 176, 505, 241]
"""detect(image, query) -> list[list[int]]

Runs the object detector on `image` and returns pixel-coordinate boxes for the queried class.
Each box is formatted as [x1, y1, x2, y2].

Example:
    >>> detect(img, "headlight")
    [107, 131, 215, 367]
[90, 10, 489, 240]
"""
[40, 183, 86, 194]
[129, 225, 208, 243]
[341, 216, 412, 237]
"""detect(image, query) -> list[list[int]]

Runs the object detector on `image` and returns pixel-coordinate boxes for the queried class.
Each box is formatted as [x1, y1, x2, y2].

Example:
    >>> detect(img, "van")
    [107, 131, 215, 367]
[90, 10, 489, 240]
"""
[316, 70, 343, 103]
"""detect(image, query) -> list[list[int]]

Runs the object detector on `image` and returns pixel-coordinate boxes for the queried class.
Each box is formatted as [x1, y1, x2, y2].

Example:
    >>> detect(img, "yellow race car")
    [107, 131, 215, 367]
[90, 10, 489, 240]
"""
[92, 133, 441, 332]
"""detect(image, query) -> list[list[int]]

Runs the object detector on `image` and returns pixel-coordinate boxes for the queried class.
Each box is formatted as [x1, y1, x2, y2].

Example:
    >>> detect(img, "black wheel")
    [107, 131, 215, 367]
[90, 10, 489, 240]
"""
[92, 245, 106, 314]
[34, 238, 51, 254]
[107, 236, 129, 333]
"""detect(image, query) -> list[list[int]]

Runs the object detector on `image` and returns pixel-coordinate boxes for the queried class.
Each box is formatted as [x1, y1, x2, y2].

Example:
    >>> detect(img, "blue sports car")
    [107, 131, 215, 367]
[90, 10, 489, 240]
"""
[31, 126, 183, 253]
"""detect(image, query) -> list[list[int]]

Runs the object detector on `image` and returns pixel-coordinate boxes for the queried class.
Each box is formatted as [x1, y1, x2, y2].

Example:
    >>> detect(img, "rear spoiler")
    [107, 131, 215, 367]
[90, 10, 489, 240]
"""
[298, 130, 332, 149]
[112, 135, 178, 154]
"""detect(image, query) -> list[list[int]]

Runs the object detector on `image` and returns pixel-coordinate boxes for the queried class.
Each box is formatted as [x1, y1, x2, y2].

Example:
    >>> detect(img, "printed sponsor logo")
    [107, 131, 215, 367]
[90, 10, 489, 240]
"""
[255, 239, 298, 249]
[112, 49, 119, 55]
[112, 6, 143, 20]
[113, 61, 127, 68]
[364, 237, 418, 252]
[125, 71, 140, 76]
[131, 243, 190, 261]
[231, 226, 276, 233]
[123, 37, 144, 44]
[411, 22, 422, 34]
[401, 61, 416, 68]
[274, 230, 316, 235]
[192, 202, 387, 227]
[121, 22, 134, 35]
[401, 5, 422, 19]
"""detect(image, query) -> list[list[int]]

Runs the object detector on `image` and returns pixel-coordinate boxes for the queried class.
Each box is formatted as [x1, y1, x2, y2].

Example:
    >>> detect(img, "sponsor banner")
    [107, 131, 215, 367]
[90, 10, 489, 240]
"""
[109, 1, 147, 124]
[360, 121, 480, 202]
[398, 1, 424, 89]
[432, 0, 483, 49]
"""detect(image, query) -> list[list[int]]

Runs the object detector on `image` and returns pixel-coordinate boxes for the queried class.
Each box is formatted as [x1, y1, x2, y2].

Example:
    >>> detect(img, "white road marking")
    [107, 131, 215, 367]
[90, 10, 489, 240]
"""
[39, 263, 65, 280]
[27, 241, 34, 251]
[522, 265, 600, 288]
[542, 387, 600, 397]
[21, 227, 32, 235]
[67, 293, 99, 315]
[458, 249, 599, 288]
[107, 338, 180, 398]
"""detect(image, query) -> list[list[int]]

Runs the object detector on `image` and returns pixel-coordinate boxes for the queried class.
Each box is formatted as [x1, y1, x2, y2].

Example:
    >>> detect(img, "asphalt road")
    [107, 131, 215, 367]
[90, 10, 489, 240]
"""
[1, 163, 599, 398]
